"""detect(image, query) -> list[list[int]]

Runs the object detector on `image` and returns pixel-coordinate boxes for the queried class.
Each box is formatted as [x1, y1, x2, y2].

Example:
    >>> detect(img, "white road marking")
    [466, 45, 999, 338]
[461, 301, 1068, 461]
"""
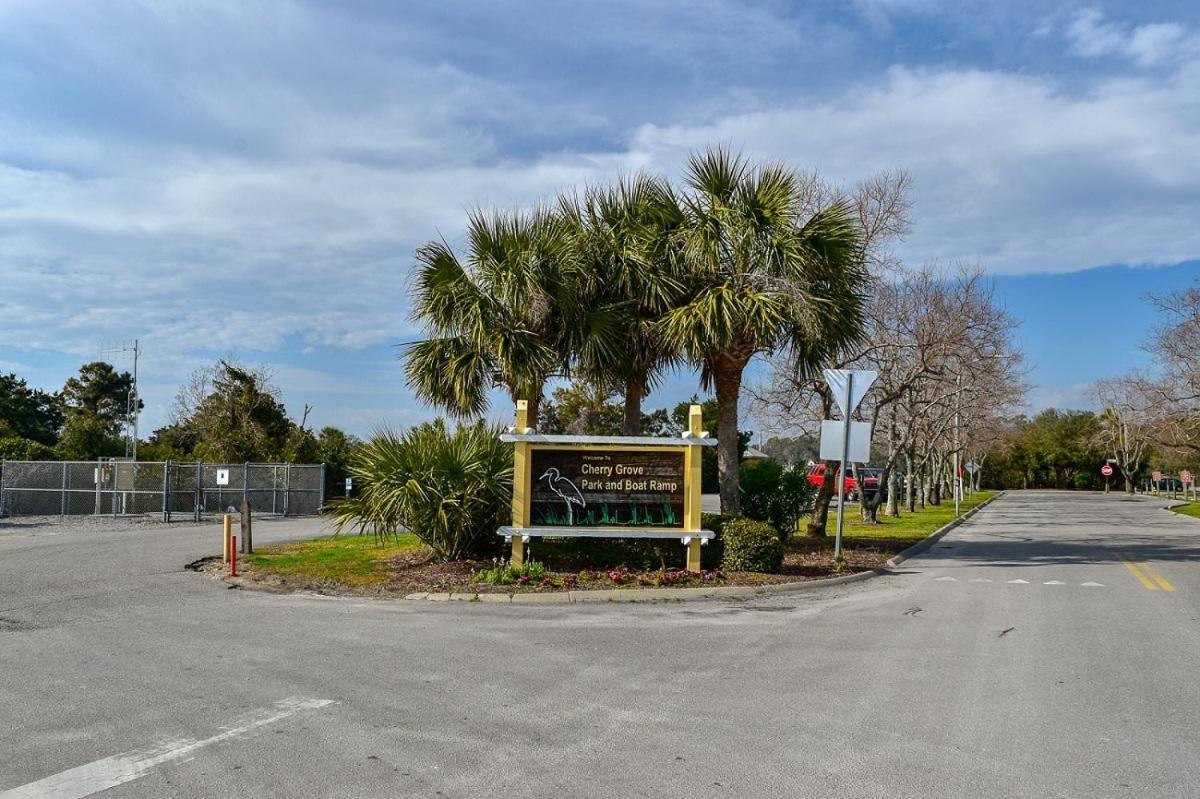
[934, 576, 957, 582]
[968, 578, 992, 583]
[1007, 579, 1029, 584]
[1043, 580, 1066, 585]
[1080, 581, 1105, 587]
[0, 696, 335, 799]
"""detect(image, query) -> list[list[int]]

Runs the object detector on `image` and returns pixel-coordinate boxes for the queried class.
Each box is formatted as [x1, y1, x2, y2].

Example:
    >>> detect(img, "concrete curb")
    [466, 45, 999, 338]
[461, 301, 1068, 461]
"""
[219, 493, 1005, 605]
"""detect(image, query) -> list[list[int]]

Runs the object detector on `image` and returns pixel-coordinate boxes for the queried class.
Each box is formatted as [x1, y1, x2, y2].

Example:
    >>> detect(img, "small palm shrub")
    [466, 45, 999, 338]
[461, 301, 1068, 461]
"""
[332, 420, 512, 561]
[740, 460, 814, 541]
[720, 517, 783, 573]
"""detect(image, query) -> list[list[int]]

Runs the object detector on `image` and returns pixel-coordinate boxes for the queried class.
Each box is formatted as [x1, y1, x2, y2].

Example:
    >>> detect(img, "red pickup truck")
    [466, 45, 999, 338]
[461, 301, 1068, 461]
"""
[807, 464, 884, 498]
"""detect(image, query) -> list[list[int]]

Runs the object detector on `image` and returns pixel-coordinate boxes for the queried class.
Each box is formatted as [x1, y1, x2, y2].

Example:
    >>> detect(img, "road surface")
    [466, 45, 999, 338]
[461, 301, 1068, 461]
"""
[2, 491, 1199, 798]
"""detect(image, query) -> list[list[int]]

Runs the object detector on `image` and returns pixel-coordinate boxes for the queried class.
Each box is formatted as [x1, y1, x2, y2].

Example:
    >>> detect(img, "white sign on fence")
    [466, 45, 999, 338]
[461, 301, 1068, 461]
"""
[215, 468, 230, 486]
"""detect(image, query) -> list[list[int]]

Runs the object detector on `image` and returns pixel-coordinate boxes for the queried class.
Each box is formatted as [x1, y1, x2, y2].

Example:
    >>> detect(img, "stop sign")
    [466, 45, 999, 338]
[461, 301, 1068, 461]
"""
[1101, 464, 1113, 477]
[1183, 470, 1193, 484]
[1153, 470, 1163, 481]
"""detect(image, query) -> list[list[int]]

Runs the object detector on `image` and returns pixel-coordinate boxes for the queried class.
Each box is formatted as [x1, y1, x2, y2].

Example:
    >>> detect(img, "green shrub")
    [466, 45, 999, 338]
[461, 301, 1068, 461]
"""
[720, 517, 783, 573]
[739, 460, 813, 541]
[331, 420, 512, 561]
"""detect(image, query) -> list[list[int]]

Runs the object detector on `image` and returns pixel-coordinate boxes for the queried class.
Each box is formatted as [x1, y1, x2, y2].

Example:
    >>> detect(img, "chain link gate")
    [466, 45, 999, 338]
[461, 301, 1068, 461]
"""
[0, 460, 326, 520]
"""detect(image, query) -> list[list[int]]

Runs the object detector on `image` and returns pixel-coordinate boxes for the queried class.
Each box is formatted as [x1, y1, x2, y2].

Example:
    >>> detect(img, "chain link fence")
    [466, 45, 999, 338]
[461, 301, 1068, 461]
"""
[0, 460, 326, 521]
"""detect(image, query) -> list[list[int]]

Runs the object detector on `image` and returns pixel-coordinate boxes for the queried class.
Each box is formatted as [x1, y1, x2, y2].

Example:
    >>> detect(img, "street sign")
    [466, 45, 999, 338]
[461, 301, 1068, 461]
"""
[215, 468, 230, 486]
[1182, 470, 1193, 484]
[1101, 464, 1113, 477]
[1153, 470, 1163, 482]
[345, 477, 353, 492]
[964, 460, 978, 474]
[823, 369, 878, 417]
[818, 420, 872, 462]
[822, 369, 878, 563]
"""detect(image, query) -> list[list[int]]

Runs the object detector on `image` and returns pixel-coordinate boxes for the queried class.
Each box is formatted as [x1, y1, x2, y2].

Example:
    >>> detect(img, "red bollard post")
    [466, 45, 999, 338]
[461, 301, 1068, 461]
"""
[230, 536, 238, 577]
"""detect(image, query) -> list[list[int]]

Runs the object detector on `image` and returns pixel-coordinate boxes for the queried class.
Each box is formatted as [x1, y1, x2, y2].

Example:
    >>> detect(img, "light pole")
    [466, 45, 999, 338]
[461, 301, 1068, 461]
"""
[954, 373, 961, 518]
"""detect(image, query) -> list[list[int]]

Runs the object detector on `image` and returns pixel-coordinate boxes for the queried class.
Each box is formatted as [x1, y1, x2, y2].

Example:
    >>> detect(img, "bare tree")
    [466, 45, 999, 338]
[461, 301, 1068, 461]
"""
[1093, 378, 1154, 494]
[750, 263, 1025, 528]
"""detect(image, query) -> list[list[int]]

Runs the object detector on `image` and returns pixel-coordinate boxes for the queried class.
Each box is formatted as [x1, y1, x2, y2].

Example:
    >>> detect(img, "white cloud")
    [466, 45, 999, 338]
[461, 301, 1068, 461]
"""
[1066, 8, 1188, 66]
[627, 61, 1200, 274]
[1, 1, 1198, 432]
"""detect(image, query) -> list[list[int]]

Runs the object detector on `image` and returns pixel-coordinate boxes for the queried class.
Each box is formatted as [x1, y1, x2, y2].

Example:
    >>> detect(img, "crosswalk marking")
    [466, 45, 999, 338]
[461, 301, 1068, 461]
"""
[1008, 579, 1029, 584]
[1043, 580, 1065, 585]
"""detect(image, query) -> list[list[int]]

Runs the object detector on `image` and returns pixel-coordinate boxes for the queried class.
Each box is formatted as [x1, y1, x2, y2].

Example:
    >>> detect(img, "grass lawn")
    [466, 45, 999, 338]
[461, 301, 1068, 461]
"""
[242, 533, 423, 588]
[1169, 502, 1200, 520]
[832, 490, 999, 542]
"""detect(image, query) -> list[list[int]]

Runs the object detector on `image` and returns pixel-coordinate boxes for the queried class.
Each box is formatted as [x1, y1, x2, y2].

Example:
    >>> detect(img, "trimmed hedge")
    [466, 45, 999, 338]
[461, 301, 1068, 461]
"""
[720, 517, 783, 573]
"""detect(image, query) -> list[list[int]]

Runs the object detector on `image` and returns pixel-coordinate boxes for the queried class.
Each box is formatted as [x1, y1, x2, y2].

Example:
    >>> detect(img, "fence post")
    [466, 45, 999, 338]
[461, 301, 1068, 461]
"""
[283, 463, 291, 517]
[272, 465, 278, 515]
[194, 462, 202, 522]
[163, 460, 171, 523]
[242, 462, 249, 509]
[61, 462, 68, 516]
[0, 459, 5, 517]
[319, 462, 327, 512]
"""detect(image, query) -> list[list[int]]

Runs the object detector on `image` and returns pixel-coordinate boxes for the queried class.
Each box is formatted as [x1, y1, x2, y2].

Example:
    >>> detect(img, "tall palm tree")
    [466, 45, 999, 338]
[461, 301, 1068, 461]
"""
[561, 174, 686, 434]
[403, 207, 574, 424]
[658, 147, 867, 513]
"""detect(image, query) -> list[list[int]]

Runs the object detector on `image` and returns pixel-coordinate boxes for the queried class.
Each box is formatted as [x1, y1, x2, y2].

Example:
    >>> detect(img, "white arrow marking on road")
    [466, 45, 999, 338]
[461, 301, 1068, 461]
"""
[0, 696, 336, 799]
[1007, 579, 1029, 584]
[1043, 580, 1066, 585]
[1080, 582, 1105, 587]
[934, 576, 957, 582]
[968, 578, 992, 583]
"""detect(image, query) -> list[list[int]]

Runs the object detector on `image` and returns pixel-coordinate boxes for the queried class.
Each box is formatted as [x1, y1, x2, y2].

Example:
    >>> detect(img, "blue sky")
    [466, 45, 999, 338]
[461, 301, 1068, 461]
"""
[0, 1, 1197, 436]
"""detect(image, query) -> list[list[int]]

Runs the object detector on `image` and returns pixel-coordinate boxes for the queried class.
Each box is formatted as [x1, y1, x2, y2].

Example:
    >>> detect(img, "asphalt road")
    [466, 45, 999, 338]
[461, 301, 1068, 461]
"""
[2, 492, 1199, 798]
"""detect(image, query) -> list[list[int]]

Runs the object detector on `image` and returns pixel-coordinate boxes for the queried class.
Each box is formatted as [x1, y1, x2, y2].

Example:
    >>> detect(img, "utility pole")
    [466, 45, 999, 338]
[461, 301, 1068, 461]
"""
[128, 339, 139, 460]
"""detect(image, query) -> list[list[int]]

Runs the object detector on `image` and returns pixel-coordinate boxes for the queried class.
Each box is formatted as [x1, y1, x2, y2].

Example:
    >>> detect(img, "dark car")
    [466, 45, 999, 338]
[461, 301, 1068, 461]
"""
[1155, 477, 1183, 492]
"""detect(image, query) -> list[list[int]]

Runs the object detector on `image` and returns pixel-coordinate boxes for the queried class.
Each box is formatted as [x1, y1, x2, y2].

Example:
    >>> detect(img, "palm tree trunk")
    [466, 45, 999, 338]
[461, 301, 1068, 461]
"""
[623, 380, 644, 436]
[712, 357, 746, 515]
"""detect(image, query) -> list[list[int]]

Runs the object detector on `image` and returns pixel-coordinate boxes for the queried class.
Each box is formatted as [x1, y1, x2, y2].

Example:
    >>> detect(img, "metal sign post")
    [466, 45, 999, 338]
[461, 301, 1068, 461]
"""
[834, 374, 853, 562]
[823, 369, 878, 564]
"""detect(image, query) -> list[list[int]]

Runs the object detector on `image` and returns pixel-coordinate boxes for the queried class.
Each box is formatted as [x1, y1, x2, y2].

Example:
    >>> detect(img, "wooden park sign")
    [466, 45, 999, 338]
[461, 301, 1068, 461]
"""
[498, 400, 717, 570]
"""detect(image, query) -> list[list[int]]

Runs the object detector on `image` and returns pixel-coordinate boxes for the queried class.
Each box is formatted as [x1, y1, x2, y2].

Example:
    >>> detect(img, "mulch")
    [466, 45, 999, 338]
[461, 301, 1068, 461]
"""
[212, 534, 916, 598]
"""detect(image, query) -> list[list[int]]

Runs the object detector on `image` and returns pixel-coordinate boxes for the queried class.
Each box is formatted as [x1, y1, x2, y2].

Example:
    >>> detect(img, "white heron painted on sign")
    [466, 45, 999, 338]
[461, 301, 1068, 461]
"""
[538, 468, 586, 525]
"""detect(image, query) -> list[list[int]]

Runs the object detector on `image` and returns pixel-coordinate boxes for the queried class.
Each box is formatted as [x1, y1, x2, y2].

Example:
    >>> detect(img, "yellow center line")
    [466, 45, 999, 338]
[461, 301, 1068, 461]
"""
[1137, 562, 1175, 592]
[1120, 557, 1158, 591]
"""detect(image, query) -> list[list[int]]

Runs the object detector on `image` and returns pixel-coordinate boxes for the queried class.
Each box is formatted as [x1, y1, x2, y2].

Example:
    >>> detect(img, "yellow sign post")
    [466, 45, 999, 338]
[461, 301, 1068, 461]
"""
[501, 401, 714, 571]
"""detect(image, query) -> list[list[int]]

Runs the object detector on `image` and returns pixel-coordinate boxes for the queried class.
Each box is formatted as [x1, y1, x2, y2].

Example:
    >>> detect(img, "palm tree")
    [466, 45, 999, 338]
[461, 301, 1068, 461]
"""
[403, 207, 574, 424]
[658, 147, 867, 513]
[560, 174, 686, 434]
